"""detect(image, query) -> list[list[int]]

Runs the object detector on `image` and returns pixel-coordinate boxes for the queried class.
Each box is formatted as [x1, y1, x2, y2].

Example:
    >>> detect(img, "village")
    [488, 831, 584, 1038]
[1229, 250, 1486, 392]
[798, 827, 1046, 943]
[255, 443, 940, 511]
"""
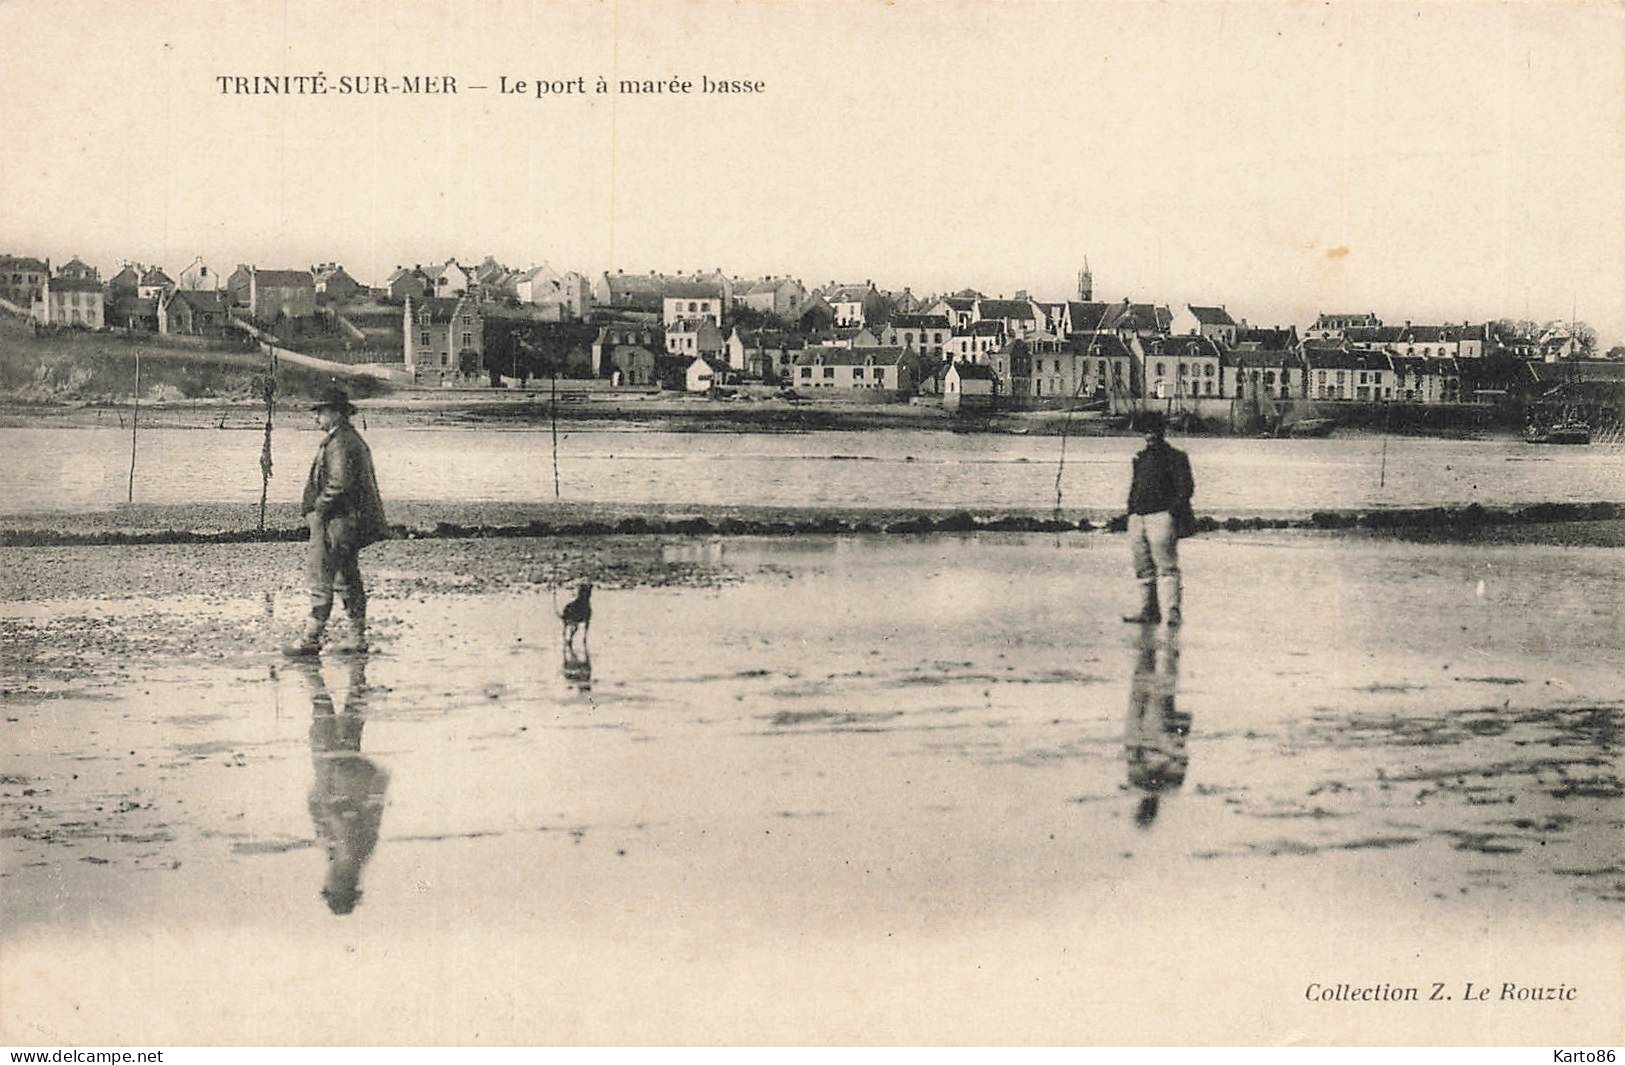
[2, 250, 1621, 435]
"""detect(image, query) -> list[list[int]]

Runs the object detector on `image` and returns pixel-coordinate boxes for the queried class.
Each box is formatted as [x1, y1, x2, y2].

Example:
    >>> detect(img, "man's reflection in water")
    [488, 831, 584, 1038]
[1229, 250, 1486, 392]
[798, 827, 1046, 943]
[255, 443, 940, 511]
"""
[297, 659, 390, 915]
[1123, 625, 1190, 829]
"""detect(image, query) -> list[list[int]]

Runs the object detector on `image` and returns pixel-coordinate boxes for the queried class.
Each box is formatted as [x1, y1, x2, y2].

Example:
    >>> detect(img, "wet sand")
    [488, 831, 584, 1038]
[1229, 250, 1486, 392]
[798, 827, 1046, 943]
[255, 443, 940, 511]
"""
[2, 532, 1621, 1044]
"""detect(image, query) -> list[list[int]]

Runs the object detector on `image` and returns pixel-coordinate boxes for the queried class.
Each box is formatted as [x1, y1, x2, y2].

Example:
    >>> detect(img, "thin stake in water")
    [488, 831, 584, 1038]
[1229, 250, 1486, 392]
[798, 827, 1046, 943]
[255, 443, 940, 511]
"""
[127, 349, 141, 503]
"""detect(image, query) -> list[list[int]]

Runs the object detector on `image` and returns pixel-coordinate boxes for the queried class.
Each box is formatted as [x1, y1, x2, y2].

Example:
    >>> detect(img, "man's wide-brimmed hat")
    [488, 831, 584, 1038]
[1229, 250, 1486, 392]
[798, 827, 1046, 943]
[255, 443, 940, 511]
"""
[311, 386, 357, 414]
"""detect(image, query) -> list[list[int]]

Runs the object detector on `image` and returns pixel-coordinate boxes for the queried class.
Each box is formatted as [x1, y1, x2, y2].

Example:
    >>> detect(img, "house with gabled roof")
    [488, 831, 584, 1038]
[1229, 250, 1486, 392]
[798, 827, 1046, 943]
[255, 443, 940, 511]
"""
[1224, 347, 1304, 401]
[822, 281, 885, 327]
[106, 264, 142, 300]
[665, 317, 725, 360]
[35, 275, 104, 328]
[158, 288, 230, 336]
[386, 265, 431, 303]
[737, 276, 806, 317]
[427, 259, 471, 297]
[791, 346, 916, 394]
[1065, 299, 1172, 337]
[990, 333, 1078, 401]
[592, 323, 665, 376]
[227, 265, 317, 321]
[946, 319, 1006, 364]
[595, 270, 673, 314]
[973, 297, 1044, 340]
[1070, 332, 1142, 403]
[1170, 304, 1239, 346]
[924, 295, 976, 330]
[1390, 355, 1459, 404]
[1303, 346, 1394, 401]
[880, 314, 951, 358]
[1141, 335, 1224, 400]
[404, 294, 484, 384]
[685, 355, 735, 393]
[137, 267, 175, 301]
[57, 256, 98, 282]
[311, 263, 363, 303]
[1233, 325, 1300, 353]
[663, 280, 725, 327]
[726, 327, 805, 382]
[1306, 312, 1381, 341]
[0, 254, 47, 310]
[943, 361, 997, 410]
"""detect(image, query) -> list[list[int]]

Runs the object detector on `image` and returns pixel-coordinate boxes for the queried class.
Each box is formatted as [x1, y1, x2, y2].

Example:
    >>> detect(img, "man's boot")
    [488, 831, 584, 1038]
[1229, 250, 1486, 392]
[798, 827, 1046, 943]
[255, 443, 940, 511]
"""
[329, 616, 368, 654]
[281, 617, 325, 657]
[1122, 579, 1161, 624]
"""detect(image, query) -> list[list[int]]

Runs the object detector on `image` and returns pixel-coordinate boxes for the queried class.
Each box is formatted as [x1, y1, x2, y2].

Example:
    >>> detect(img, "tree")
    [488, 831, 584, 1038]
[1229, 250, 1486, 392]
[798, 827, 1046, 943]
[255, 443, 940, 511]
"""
[1605, 345, 1625, 362]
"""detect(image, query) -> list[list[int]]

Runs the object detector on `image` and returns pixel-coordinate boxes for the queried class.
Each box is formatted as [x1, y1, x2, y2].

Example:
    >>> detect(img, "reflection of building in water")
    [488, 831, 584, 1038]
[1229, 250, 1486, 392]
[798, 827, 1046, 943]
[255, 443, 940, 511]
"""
[301, 660, 390, 915]
[1123, 627, 1190, 828]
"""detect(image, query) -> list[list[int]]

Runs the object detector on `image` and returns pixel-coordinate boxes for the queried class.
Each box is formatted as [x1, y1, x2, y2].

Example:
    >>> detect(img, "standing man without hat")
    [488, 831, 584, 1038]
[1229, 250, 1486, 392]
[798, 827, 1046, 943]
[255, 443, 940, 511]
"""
[283, 385, 389, 657]
[1122, 411, 1195, 627]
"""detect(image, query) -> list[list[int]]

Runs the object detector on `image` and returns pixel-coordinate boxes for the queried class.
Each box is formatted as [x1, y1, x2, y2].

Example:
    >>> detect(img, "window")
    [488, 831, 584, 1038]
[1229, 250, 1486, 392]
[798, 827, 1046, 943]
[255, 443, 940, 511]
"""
[420, 331, 430, 345]
[1203, 363, 1214, 377]
[823, 367, 834, 378]
[800, 367, 811, 378]
[1156, 362, 1165, 375]
[853, 367, 865, 378]
[461, 332, 472, 348]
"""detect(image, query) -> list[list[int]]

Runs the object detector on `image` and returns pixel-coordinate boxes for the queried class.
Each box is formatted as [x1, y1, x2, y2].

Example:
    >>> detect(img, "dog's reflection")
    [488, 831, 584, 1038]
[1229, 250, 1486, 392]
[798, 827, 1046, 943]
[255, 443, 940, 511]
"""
[295, 659, 390, 915]
[1123, 626, 1190, 829]
[562, 644, 593, 692]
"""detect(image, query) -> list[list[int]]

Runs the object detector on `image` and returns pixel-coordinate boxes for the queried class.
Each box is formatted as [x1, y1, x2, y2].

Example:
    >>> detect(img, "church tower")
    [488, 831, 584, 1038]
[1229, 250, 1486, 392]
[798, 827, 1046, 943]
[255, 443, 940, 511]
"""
[1077, 257, 1093, 301]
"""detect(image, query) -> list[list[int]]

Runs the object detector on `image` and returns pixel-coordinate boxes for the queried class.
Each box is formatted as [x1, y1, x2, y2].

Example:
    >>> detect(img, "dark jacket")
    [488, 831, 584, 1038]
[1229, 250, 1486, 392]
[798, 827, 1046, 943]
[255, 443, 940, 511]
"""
[301, 421, 389, 550]
[1127, 439, 1194, 516]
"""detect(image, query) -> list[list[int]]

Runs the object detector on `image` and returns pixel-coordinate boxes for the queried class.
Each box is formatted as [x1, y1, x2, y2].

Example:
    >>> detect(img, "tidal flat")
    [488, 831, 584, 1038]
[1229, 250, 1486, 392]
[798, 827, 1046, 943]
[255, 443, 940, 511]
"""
[2, 532, 1621, 1044]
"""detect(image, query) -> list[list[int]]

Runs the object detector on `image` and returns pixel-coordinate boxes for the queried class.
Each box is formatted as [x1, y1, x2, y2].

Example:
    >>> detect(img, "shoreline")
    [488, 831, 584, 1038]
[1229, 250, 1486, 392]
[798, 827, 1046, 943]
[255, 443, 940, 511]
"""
[3, 498, 1622, 547]
[0, 395, 1522, 439]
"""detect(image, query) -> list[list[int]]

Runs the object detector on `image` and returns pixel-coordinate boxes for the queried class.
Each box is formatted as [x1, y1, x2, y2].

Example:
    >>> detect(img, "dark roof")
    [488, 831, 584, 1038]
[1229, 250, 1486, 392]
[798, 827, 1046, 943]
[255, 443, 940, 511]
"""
[665, 280, 724, 300]
[976, 299, 1036, 320]
[171, 289, 231, 312]
[1184, 305, 1236, 326]
[825, 284, 874, 302]
[0, 255, 48, 272]
[793, 346, 907, 367]
[1235, 327, 1298, 350]
[1147, 336, 1221, 359]
[410, 296, 477, 322]
[1304, 347, 1392, 371]
[254, 269, 315, 289]
[1067, 333, 1134, 359]
[139, 268, 174, 286]
[735, 329, 804, 350]
[1345, 325, 1407, 344]
[948, 362, 997, 381]
[48, 277, 103, 294]
[888, 314, 950, 330]
[939, 297, 975, 312]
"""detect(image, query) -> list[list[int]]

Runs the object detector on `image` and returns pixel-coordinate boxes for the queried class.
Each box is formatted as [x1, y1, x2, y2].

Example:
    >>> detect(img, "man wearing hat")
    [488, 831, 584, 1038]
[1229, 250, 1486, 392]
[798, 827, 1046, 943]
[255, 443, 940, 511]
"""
[283, 385, 388, 656]
[1122, 410, 1195, 627]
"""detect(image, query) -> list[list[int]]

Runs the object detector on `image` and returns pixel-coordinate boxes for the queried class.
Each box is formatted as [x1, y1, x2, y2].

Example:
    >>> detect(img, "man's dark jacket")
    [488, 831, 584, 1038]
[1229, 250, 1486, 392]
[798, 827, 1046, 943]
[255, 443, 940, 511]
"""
[1127, 439, 1195, 517]
[301, 421, 389, 550]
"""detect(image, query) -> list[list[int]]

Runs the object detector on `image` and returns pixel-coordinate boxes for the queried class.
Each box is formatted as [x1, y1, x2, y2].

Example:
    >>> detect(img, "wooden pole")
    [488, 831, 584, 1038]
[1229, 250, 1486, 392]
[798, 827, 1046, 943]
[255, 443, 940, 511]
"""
[550, 370, 561, 499]
[258, 355, 276, 532]
[127, 349, 140, 503]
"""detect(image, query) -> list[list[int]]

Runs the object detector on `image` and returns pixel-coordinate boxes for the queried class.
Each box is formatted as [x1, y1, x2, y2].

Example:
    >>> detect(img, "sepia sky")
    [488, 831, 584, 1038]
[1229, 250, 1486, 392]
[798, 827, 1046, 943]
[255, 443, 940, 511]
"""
[3, 0, 1623, 343]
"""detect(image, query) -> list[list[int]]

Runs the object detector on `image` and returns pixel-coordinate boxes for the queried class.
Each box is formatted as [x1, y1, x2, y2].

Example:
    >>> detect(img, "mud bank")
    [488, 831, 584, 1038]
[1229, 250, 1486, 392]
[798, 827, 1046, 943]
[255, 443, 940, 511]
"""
[2, 533, 1621, 1044]
[3, 498, 1623, 548]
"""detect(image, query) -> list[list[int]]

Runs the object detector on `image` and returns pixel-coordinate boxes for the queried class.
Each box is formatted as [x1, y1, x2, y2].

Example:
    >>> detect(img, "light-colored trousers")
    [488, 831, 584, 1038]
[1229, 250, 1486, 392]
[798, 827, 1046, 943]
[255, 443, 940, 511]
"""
[305, 518, 366, 623]
[1127, 510, 1181, 616]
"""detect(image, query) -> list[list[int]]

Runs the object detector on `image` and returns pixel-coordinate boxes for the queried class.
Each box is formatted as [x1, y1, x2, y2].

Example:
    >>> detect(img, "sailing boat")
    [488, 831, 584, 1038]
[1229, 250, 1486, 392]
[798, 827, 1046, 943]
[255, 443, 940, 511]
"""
[1525, 363, 1591, 445]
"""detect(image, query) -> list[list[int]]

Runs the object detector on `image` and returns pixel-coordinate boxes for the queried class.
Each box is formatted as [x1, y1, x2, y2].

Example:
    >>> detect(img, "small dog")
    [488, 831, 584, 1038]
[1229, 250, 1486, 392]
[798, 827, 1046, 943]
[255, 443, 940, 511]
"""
[560, 583, 593, 650]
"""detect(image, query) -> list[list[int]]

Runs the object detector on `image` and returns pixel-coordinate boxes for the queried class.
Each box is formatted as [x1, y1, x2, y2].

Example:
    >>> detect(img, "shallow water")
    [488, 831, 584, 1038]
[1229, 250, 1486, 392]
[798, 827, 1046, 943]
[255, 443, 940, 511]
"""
[2, 533, 1620, 1042]
[4, 424, 1622, 517]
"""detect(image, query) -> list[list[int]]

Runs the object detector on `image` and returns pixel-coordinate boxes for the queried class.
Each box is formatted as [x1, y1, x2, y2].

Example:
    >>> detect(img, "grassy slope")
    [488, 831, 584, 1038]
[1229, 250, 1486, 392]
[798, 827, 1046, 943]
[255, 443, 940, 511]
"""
[0, 316, 392, 403]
